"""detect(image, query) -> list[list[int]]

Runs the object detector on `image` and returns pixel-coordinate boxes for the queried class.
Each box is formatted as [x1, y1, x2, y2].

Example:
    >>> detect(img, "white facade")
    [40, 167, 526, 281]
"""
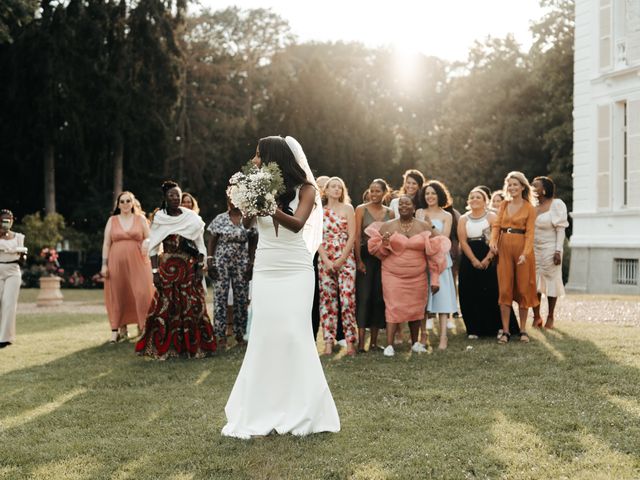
[568, 0, 640, 294]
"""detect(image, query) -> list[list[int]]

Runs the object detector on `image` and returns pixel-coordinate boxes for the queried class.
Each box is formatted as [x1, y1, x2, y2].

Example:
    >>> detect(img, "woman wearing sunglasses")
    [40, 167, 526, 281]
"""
[101, 191, 155, 343]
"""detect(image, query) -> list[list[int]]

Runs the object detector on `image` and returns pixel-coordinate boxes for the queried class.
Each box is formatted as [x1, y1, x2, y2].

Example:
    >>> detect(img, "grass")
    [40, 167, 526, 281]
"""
[1, 291, 640, 479]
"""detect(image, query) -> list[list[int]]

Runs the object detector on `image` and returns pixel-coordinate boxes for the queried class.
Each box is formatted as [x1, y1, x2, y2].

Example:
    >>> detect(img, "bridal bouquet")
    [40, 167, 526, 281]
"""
[227, 161, 285, 217]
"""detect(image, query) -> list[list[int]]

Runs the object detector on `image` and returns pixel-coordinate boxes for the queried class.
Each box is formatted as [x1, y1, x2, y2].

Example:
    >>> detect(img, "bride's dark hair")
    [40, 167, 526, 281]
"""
[258, 136, 313, 210]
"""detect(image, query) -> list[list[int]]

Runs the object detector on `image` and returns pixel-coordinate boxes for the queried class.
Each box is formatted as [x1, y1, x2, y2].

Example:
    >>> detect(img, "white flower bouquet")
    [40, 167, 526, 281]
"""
[227, 161, 285, 217]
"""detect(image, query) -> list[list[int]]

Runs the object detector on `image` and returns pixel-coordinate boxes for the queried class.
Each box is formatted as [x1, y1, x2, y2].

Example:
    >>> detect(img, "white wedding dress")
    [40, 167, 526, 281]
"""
[221, 190, 340, 438]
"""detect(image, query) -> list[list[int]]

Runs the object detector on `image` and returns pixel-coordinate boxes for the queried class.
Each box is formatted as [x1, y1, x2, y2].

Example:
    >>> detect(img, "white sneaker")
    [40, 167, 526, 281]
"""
[467, 334, 479, 340]
[426, 318, 433, 330]
[383, 345, 395, 357]
[337, 339, 347, 348]
[447, 320, 455, 329]
[411, 342, 427, 353]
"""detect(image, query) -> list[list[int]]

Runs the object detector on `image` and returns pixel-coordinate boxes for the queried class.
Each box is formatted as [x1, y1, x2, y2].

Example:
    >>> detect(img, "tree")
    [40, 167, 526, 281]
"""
[0, 0, 38, 44]
[529, 0, 575, 211]
[177, 7, 294, 215]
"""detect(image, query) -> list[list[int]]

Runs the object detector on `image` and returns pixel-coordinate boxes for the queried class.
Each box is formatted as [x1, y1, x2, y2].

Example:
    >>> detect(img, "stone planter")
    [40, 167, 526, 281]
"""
[37, 276, 64, 307]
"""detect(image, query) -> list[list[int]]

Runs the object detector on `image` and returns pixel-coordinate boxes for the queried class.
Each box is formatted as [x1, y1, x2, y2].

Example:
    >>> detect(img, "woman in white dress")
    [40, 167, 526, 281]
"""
[531, 176, 569, 329]
[222, 135, 340, 439]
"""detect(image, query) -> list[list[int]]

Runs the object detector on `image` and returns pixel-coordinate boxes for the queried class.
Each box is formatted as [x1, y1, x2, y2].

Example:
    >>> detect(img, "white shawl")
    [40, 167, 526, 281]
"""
[148, 207, 206, 257]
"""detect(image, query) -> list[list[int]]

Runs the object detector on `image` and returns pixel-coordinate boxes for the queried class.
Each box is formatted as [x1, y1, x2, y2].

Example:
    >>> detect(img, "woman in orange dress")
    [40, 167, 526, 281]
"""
[489, 171, 539, 344]
[366, 195, 450, 357]
[101, 191, 155, 343]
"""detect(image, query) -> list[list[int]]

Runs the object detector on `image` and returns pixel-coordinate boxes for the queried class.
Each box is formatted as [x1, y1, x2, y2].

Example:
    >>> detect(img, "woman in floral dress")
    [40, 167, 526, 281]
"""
[318, 177, 357, 356]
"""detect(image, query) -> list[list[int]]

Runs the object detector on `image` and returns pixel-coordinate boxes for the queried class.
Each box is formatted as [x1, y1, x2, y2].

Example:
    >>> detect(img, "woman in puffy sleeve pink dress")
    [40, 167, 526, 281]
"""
[366, 195, 451, 357]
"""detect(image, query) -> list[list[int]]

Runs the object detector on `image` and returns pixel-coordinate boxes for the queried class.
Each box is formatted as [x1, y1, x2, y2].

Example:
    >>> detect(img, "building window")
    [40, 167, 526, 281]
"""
[625, 0, 640, 65]
[614, 258, 639, 285]
[601, 0, 613, 71]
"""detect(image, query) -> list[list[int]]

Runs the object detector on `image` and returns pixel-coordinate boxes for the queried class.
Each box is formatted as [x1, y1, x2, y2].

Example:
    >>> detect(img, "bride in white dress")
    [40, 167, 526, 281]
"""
[221, 136, 340, 439]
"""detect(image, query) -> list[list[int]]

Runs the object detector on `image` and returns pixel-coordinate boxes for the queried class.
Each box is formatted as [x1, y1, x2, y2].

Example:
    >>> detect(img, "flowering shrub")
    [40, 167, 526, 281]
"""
[227, 161, 285, 217]
[40, 247, 64, 277]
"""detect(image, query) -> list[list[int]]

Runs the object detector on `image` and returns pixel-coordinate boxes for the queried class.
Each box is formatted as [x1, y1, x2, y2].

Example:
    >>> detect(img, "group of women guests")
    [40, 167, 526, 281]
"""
[0, 166, 568, 359]
[311, 169, 569, 356]
[90, 166, 571, 358]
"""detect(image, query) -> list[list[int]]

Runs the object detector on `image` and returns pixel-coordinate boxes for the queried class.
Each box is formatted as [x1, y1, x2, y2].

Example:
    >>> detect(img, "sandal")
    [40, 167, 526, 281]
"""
[520, 332, 530, 343]
[498, 332, 511, 344]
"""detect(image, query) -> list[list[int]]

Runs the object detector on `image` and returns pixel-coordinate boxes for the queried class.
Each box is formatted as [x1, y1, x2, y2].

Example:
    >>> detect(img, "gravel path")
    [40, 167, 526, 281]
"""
[552, 295, 640, 327]
[17, 294, 639, 326]
[17, 302, 106, 315]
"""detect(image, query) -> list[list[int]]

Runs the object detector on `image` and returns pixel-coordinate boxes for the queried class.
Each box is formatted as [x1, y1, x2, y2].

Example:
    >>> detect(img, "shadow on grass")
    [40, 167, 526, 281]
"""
[1, 323, 640, 479]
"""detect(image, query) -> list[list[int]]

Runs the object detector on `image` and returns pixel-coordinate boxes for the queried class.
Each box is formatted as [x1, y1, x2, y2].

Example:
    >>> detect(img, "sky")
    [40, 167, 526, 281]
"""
[197, 0, 547, 62]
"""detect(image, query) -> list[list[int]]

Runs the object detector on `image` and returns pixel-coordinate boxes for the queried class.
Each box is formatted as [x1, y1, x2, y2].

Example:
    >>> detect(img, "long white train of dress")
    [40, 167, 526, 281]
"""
[221, 197, 340, 438]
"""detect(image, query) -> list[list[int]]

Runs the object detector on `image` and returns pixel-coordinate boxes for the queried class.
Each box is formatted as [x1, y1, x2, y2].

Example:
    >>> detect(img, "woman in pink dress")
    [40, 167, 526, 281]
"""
[101, 191, 155, 343]
[366, 195, 450, 357]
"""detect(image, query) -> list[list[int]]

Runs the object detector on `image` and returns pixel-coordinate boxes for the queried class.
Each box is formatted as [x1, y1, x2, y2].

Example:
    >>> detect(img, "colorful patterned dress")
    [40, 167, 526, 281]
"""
[319, 207, 357, 344]
[207, 212, 257, 340]
[135, 234, 216, 359]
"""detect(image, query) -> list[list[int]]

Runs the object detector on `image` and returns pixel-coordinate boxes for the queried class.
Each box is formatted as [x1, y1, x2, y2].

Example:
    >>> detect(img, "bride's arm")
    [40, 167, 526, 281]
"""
[242, 215, 256, 229]
[271, 184, 315, 233]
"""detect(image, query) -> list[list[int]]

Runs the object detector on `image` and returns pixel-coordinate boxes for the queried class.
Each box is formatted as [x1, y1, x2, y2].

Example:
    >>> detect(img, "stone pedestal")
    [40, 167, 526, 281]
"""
[37, 276, 64, 307]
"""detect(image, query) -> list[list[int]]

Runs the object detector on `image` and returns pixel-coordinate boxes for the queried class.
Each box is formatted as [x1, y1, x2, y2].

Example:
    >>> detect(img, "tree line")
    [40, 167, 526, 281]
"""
[0, 0, 574, 249]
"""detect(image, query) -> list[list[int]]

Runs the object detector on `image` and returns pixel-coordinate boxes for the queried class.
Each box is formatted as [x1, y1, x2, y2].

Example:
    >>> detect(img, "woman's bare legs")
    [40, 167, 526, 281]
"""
[532, 293, 543, 327]
[545, 296, 558, 329]
[370, 327, 380, 349]
[386, 322, 398, 347]
[408, 320, 420, 344]
[438, 313, 448, 350]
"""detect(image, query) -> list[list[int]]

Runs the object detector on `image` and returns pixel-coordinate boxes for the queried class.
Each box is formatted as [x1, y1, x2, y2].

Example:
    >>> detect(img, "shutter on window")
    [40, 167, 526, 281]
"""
[598, 104, 612, 210]
[627, 100, 640, 207]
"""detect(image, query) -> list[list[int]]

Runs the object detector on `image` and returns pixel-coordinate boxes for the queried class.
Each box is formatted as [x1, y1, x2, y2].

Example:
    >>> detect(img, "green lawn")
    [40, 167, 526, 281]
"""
[1, 293, 640, 479]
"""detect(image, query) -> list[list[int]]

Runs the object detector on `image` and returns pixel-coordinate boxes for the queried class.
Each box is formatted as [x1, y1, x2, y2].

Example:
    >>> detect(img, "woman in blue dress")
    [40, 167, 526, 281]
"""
[416, 180, 458, 350]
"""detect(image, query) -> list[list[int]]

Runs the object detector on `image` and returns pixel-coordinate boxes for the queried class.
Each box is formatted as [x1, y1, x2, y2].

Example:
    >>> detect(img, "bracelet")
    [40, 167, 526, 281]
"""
[151, 268, 159, 274]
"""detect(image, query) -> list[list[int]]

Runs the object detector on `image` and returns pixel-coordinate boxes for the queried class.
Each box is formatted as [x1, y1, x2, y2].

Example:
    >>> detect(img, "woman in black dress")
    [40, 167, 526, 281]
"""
[458, 188, 519, 338]
[354, 179, 394, 351]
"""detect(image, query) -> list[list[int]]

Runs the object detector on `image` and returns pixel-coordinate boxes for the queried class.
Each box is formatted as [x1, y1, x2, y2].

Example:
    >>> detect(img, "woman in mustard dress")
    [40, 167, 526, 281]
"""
[489, 171, 539, 344]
